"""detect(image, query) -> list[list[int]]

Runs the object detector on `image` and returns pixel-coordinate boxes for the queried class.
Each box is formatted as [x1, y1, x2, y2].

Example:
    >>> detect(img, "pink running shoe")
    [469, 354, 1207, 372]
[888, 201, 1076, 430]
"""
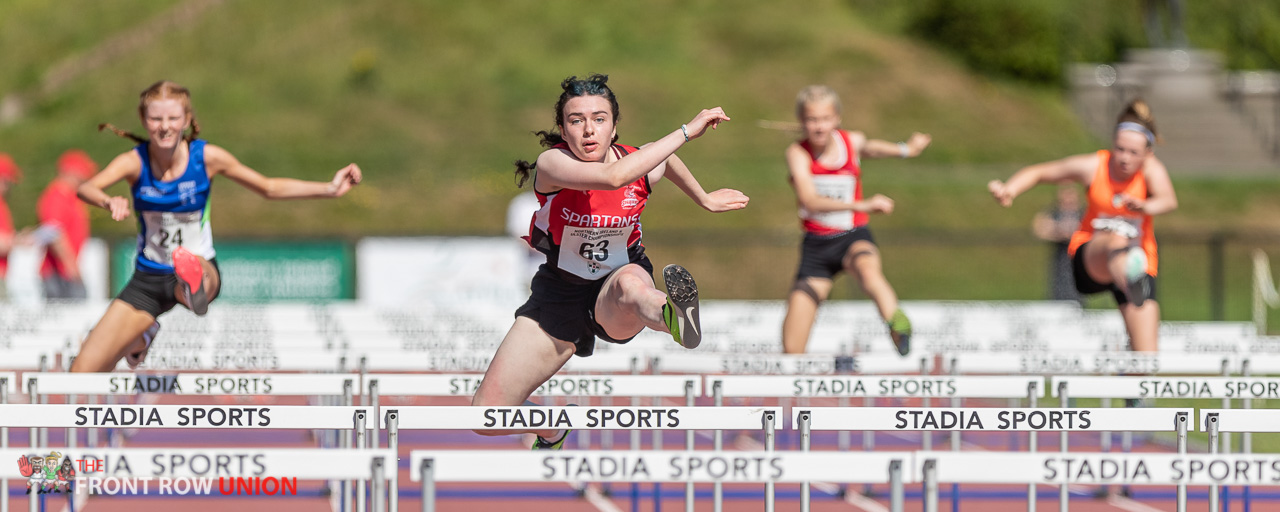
[172, 247, 209, 315]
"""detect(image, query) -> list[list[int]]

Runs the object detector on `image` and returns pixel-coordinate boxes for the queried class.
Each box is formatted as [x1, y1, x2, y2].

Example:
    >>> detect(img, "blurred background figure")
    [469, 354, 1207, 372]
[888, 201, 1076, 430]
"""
[506, 190, 543, 290]
[0, 153, 20, 301]
[1142, 0, 1187, 48]
[37, 149, 97, 300]
[1032, 185, 1085, 305]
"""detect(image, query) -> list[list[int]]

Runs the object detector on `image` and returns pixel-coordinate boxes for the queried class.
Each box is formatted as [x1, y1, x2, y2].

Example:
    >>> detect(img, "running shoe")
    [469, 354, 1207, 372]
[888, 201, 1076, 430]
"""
[531, 429, 573, 451]
[172, 247, 209, 315]
[888, 309, 911, 357]
[661, 264, 701, 349]
[126, 322, 160, 370]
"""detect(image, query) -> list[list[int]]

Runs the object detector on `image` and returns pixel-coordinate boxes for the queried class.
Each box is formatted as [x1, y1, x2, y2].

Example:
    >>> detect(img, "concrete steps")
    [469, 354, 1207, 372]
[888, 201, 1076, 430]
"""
[1070, 49, 1279, 176]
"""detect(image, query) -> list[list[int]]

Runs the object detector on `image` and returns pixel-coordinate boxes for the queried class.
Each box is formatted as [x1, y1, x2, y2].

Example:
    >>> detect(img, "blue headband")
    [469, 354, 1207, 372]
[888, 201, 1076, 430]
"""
[1116, 122, 1155, 146]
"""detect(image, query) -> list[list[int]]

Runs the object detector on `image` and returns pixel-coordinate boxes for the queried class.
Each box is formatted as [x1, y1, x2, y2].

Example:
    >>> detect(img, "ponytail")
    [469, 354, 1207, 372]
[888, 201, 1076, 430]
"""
[1116, 98, 1161, 145]
[97, 123, 147, 144]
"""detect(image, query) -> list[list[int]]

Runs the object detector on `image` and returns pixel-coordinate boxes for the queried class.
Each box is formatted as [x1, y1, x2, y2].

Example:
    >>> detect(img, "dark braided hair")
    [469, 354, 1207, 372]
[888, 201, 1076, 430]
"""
[99, 80, 201, 144]
[514, 74, 620, 188]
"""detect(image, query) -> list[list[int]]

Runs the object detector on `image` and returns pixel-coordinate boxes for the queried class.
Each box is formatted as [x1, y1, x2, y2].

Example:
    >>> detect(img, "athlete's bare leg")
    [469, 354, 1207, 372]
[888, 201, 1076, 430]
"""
[172, 257, 222, 311]
[70, 300, 158, 372]
[782, 277, 833, 354]
[593, 263, 668, 338]
[1119, 301, 1160, 352]
[844, 241, 898, 322]
[1083, 234, 1159, 351]
[472, 316, 575, 439]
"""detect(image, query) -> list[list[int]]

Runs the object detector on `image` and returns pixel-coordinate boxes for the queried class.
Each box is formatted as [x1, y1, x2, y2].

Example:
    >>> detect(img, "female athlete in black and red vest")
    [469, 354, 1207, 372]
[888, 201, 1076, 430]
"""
[472, 74, 748, 449]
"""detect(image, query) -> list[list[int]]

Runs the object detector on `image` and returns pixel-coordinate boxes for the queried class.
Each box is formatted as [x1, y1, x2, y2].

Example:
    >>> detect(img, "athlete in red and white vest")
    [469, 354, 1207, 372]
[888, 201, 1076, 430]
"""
[473, 74, 748, 450]
[781, 85, 931, 357]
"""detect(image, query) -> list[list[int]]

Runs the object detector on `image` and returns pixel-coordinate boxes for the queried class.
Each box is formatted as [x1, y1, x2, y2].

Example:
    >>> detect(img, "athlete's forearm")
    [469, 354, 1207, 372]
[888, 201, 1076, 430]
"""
[261, 178, 338, 199]
[663, 156, 711, 208]
[76, 183, 112, 210]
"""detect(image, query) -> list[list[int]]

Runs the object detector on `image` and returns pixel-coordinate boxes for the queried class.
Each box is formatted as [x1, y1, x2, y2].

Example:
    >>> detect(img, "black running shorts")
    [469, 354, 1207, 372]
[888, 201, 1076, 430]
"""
[117, 259, 221, 318]
[1071, 243, 1157, 306]
[515, 255, 654, 357]
[795, 228, 877, 280]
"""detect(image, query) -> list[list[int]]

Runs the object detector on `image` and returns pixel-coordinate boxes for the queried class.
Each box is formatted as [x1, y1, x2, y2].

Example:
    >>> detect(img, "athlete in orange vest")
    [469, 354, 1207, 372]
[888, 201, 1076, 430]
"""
[988, 99, 1177, 352]
[781, 85, 931, 356]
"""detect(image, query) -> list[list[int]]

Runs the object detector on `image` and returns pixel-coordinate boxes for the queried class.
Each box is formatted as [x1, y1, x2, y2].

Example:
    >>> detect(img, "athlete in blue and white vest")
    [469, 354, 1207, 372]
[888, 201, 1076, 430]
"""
[71, 80, 362, 373]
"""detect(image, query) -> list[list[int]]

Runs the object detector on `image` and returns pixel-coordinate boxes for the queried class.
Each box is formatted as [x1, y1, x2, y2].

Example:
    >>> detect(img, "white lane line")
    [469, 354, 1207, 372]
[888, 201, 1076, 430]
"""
[1107, 494, 1166, 512]
[584, 484, 625, 512]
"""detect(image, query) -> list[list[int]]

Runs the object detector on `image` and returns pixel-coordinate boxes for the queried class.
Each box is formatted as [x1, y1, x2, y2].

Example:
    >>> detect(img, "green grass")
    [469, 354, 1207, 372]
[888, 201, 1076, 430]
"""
[2, 0, 1279, 330]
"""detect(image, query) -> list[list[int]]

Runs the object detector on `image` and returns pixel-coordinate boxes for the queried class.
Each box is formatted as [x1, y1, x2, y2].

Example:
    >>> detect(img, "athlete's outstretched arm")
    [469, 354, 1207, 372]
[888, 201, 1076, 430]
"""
[656, 154, 748, 213]
[537, 108, 730, 192]
[860, 132, 932, 160]
[988, 153, 1094, 207]
[1120, 155, 1178, 216]
[206, 145, 361, 199]
[78, 151, 143, 221]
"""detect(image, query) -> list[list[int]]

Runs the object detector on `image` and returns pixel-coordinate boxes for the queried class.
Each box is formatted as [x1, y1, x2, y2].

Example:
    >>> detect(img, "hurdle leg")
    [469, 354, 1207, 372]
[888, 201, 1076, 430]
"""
[372, 457, 386, 512]
[356, 411, 368, 512]
[858, 395, 869, 497]
[1058, 382, 1068, 512]
[712, 382, 723, 512]
[923, 459, 938, 512]
[685, 382, 694, 512]
[1208, 413, 1219, 512]
[341, 379, 354, 509]
[1242, 359, 1254, 512]
[949, 384, 960, 512]
[1027, 382, 1038, 512]
[1176, 412, 1188, 512]
[889, 459, 903, 512]
[764, 410, 776, 512]
[370, 380, 380, 449]
[420, 459, 435, 512]
[798, 411, 811, 512]
[388, 411, 400, 512]
[1, 376, 7, 512]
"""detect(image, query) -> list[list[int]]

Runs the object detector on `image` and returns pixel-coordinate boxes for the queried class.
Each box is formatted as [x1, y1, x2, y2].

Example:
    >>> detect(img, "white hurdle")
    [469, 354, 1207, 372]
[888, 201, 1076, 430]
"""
[409, 449, 908, 512]
[945, 351, 1236, 376]
[795, 406, 1191, 512]
[771, 376, 1039, 511]
[369, 374, 696, 512]
[918, 451, 1280, 512]
[1200, 409, 1280, 512]
[385, 406, 778, 512]
[0, 448, 393, 512]
[0, 404, 371, 512]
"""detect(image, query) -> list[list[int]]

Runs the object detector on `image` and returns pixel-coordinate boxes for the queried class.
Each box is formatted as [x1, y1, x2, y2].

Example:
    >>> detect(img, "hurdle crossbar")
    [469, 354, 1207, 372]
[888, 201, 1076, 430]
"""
[711, 375, 1040, 398]
[1052, 376, 1280, 399]
[21, 372, 359, 396]
[410, 450, 912, 512]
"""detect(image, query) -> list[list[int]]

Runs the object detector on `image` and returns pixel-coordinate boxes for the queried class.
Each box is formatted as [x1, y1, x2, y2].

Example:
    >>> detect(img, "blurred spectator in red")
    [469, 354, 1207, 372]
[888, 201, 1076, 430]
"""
[37, 150, 96, 300]
[0, 153, 19, 300]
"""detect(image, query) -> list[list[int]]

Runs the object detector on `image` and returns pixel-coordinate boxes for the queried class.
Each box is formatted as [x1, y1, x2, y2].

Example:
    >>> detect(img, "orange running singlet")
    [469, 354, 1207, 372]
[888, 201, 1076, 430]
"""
[1067, 150, 1159, 276]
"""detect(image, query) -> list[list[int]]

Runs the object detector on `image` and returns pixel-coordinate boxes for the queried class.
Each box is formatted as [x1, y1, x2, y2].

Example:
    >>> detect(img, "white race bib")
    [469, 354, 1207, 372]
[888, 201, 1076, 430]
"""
[559, 225, 634, 280]
[801, 175, 856, 230]
[142, 210, 203, 265]
[1092, 214, 1143, 239]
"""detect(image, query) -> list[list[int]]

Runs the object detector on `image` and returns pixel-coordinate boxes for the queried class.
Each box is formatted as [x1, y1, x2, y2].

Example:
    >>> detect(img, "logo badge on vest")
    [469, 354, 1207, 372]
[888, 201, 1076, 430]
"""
[621, 188, 639, 209]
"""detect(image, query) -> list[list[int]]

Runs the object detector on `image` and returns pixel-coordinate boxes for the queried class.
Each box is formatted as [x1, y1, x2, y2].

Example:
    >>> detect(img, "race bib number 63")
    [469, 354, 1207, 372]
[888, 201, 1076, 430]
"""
[560, 225, 633, 280]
